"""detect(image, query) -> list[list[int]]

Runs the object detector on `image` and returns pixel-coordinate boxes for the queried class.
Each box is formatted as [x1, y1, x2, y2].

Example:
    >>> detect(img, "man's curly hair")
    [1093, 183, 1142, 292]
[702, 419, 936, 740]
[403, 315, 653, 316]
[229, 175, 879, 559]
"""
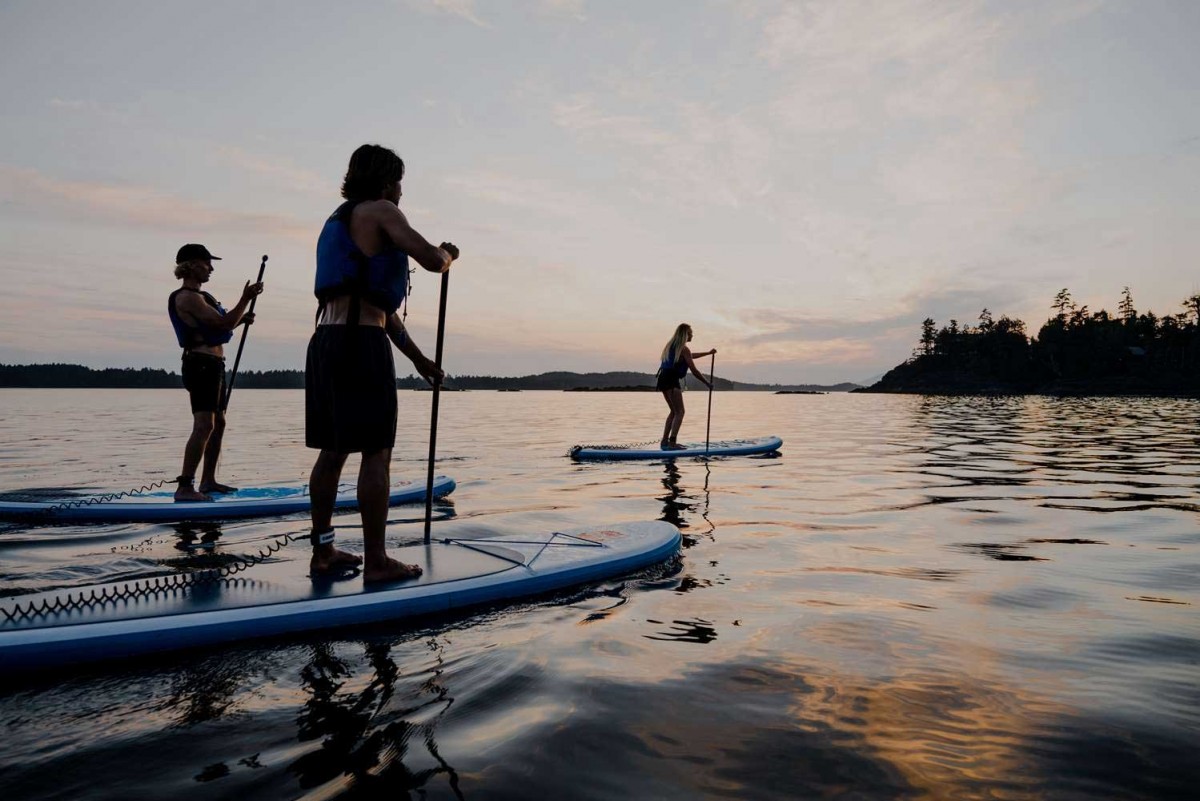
[174, 260, 207, 280]
[341, 144, 405, 201]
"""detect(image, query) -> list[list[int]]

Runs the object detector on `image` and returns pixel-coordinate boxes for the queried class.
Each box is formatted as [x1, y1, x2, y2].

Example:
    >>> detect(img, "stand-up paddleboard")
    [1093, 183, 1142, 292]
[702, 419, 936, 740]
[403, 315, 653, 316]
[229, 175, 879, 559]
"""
[0, 520, 680, 673]
[571, 436, 782, 461]
[0, 476, 457, 523]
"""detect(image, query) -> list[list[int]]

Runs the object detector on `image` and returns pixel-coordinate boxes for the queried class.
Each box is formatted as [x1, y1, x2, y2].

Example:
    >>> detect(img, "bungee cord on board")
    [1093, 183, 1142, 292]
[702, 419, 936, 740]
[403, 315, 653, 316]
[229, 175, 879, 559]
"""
[568, 439, 660, 456]
[1, 528, 303, 623]
[1, 529, 610, 623]
[39, 479, 172, 515]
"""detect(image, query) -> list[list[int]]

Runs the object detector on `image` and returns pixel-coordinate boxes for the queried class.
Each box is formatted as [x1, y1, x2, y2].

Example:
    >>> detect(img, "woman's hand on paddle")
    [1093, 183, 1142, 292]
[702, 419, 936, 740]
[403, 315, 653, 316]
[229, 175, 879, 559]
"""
[439, 242, 460, 261]
[241, 312, 256, 326]
[241, 280, 264, 303]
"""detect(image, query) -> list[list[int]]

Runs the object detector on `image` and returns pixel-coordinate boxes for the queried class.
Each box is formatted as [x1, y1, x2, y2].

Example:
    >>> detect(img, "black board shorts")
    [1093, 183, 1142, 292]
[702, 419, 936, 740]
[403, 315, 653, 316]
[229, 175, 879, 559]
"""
[181, 352, 226, 413]
[305, 325, 397, 453]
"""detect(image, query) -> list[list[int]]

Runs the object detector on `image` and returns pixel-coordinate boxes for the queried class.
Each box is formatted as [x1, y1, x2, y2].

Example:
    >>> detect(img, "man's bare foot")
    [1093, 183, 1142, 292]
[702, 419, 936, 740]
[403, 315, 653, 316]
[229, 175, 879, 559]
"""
[174, 486, 212, 502]
[364, 557, 423, 584]
[199, 481, 237, 494]
[663, 442, 688, 451]
[310, 546, 363, 575]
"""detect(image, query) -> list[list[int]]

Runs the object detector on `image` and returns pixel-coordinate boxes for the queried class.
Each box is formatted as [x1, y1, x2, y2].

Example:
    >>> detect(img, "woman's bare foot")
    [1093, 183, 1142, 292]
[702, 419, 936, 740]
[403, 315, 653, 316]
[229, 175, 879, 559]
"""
[310, 545, 363, 575]
[174, 486, 212, 502]
[664, 442, 688, 450]
[199, 481, 238, 494]
[364, 557, 423, 584]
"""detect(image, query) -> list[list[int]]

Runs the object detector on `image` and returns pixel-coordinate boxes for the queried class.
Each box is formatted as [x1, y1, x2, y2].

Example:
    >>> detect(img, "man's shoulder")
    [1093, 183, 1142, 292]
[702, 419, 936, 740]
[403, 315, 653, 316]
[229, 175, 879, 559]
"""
[354, 199, 405, 221]
[172, 289, 205, 308]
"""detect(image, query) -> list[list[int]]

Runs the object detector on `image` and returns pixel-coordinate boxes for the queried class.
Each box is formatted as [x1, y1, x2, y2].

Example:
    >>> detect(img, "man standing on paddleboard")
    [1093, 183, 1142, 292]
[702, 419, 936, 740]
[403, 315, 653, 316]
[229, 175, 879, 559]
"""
[307, 144, 458, 583]
[168, 244, 264, 502]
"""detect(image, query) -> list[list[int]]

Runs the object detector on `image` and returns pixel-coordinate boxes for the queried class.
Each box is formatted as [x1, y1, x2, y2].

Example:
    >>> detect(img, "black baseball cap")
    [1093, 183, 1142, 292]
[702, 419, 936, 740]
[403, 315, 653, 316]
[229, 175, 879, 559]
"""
[176, 244, 222, 263]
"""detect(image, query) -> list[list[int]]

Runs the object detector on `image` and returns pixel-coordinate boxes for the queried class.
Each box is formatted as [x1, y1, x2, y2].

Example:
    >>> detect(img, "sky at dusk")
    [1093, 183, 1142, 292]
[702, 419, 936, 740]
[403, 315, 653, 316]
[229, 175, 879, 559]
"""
[0, 0, 1197, 384]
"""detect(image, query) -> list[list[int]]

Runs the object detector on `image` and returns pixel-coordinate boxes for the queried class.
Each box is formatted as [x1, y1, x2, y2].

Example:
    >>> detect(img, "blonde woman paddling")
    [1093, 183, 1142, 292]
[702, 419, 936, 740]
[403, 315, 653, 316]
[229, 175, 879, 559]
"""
[655, 323, 716, 450]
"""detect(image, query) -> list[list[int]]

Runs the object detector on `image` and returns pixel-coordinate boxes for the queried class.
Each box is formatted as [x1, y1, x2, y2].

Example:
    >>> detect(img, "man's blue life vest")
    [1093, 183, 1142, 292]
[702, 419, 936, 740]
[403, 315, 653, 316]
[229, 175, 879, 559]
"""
[168, 288, 233, 349]
[314, 201, 409, 316]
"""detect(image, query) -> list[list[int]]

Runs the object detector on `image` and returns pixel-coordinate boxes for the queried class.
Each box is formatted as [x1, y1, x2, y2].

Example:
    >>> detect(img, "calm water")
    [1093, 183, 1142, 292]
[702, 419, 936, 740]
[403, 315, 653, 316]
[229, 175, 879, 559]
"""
[0, 389, 1197, 800]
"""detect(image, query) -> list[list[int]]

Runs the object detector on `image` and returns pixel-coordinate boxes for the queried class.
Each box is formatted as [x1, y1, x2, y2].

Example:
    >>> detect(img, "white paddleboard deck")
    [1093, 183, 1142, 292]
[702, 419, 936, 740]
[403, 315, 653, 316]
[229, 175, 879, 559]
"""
[0, 520, 680, 672]
[0, 476, 456, 522]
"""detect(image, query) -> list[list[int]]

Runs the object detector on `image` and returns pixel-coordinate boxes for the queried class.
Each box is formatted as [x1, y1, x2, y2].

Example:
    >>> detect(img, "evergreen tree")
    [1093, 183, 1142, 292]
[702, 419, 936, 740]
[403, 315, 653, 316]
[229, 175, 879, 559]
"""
[919, 318, 937, 356]
[1052, 288, 1073, 319]
[1119, 286, 1136, 322]
[1184, 294, 1200, 324]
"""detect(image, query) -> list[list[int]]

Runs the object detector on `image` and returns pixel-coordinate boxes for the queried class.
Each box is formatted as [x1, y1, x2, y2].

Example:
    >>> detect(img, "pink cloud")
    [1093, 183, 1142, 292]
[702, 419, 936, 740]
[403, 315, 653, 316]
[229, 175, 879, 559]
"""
[0, 166, 312, 244]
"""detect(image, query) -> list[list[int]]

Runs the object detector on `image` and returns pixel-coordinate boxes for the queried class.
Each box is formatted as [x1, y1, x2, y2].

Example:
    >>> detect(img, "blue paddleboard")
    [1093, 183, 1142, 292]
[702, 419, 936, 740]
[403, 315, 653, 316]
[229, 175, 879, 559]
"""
[0, 520, 681, 673]
[0, 476, 456, 522]
[570, 435, 782, 460]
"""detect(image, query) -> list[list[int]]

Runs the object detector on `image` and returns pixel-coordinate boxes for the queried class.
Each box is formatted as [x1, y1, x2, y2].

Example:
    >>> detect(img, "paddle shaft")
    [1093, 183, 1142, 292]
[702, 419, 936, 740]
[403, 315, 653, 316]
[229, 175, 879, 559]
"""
[221, 255, 268, 411]
[705, 352, 715, 455]
[424, 270, 450, 543]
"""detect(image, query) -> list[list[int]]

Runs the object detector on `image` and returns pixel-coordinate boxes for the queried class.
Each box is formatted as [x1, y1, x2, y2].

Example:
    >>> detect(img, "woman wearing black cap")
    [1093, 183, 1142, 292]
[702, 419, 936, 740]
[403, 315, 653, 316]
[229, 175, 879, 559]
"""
[168, 244, 264, 502]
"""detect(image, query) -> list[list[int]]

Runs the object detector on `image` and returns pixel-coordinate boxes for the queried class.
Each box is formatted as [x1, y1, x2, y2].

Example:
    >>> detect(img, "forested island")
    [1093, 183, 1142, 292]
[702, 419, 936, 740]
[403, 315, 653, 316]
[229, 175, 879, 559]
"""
[862, 288, 1200, 396]
[0, 364, 857, 393]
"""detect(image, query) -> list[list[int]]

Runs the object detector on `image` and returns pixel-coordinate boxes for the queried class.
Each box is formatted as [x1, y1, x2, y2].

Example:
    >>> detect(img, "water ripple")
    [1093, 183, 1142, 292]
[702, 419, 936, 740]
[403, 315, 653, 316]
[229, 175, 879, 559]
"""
[0, 391, 1197, 799]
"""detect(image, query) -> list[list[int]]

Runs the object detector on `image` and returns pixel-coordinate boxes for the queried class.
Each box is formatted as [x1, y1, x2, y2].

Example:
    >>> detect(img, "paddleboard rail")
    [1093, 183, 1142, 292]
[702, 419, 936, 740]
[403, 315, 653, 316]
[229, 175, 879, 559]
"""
[570, 436, 783, 461]
[0, 476, 457, 523]
[0, 522, 682, 672]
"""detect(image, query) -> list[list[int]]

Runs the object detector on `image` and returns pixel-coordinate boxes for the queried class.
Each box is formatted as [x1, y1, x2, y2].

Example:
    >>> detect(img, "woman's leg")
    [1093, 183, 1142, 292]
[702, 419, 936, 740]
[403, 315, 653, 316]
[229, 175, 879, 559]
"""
[667, 389, 686, 445]
[176, 412, 215, 501]
[199, 411, 234, 492]
[661, 390, 676, 445]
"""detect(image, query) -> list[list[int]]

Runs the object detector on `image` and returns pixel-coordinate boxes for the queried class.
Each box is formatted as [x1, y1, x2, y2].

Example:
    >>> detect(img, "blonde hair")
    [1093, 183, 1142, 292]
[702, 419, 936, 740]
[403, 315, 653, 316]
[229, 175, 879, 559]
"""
[660, 323, 692, 364]
[174, 259, 206, 280]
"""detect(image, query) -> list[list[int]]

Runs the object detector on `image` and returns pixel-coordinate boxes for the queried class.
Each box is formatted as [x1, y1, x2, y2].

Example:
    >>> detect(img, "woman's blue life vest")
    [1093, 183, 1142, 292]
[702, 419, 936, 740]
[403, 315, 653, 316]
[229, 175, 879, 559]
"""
[659, 347, 689, 379]
[314, 201, 409, 316]
[168, 288, 234, 349]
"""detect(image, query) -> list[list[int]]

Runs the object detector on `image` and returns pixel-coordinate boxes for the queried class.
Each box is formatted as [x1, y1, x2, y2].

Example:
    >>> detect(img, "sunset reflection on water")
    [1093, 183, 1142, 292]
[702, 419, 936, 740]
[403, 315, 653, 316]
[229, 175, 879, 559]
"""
[0, 390, 1196, 799]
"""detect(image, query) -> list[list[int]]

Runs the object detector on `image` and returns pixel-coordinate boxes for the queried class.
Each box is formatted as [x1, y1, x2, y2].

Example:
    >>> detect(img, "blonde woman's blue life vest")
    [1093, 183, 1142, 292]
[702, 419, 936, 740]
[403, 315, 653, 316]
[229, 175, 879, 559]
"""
[314, 201, 409, 316]
[660, 347, 688, 379]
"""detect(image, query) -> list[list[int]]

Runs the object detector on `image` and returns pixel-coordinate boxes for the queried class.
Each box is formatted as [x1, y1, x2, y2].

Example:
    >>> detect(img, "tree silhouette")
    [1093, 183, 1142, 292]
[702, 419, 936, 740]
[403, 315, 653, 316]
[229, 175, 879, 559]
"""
[892, 287, 1198, 394]
[1119, 287, 1136, 322]
[1052, 288, 1073, 319]
[1184, 294, 1200, 324]
[919, 318, 937, 356]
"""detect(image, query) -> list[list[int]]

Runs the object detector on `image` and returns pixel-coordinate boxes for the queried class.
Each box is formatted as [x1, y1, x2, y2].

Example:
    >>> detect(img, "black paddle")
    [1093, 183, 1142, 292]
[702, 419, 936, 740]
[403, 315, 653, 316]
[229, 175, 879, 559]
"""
[221, 254, 268, 411]
[424, 269, 450, 543]
[705, 352, 715, 456]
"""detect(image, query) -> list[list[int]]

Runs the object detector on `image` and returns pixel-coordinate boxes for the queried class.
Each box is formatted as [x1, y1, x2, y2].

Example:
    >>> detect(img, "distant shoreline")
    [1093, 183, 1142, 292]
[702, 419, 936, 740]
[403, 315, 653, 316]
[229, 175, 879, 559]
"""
[0, 363, 860, 393]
